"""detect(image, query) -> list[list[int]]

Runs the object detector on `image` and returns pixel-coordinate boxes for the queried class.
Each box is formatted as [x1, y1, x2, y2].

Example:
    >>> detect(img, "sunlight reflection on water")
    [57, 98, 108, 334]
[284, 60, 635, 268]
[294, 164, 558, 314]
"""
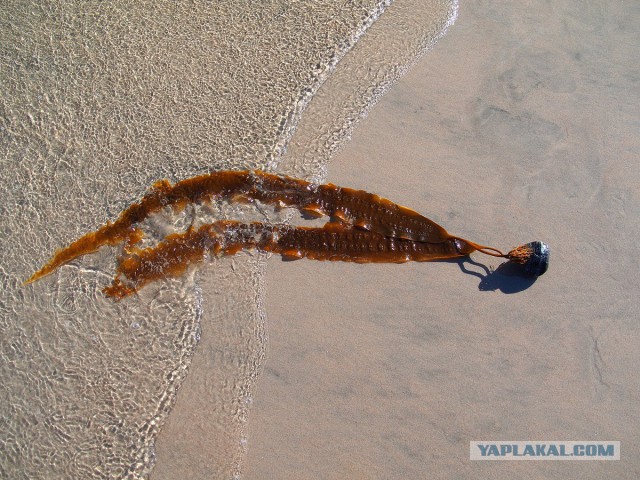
[0, 1, 456, 478]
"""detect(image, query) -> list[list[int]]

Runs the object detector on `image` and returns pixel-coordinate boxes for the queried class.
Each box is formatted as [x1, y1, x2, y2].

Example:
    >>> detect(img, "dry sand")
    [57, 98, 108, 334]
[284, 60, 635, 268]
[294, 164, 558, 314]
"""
[243, 1, 639, 479]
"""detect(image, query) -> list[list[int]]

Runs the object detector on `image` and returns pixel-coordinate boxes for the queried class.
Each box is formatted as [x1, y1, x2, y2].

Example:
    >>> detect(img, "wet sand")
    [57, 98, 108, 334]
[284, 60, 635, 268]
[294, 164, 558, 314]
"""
[244, 1, 640, 479]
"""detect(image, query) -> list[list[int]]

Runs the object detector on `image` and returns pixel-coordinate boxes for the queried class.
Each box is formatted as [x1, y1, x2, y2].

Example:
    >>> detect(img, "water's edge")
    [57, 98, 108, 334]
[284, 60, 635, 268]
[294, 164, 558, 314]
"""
[0, 1, 456, 478]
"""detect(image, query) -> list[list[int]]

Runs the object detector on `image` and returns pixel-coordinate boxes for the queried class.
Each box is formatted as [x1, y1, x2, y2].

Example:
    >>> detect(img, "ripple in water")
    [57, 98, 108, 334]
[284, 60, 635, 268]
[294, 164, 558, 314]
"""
[0, 0, 456, 478]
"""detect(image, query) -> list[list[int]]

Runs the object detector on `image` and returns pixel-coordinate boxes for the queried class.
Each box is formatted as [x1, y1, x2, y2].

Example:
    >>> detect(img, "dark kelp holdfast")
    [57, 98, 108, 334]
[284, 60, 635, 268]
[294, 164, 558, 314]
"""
[505, 241, 550, 276]
[458, 238, 550, 277]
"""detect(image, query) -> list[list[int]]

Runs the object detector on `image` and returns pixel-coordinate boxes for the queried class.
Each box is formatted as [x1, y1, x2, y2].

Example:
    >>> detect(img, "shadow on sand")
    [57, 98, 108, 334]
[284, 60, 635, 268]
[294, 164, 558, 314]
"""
[447, 257, 538, 294]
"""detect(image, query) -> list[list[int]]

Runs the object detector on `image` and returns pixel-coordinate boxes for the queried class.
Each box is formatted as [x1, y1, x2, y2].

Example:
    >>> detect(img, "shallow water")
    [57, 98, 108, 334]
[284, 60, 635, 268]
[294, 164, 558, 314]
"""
[1, 1, 456, 478]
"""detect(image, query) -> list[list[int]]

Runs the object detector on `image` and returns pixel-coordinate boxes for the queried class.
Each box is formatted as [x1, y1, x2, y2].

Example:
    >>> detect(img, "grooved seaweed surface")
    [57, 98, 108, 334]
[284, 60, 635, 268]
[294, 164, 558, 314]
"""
[1, 1, 457, 479]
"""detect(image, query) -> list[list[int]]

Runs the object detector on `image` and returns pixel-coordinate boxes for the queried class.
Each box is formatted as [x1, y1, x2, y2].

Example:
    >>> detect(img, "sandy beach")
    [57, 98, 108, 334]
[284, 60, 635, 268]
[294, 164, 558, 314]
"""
[2, 0, 638, 479]
[243, 1, 640, 479]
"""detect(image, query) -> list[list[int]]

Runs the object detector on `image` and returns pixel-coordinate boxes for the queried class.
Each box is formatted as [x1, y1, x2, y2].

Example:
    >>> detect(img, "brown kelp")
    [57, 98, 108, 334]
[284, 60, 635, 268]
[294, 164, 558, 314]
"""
[27, 171, 549, 298]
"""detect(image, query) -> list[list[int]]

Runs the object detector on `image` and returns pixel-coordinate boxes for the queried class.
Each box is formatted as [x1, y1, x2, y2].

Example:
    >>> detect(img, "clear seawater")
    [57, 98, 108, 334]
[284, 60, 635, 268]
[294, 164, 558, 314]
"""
[0, 1, 456, 478]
